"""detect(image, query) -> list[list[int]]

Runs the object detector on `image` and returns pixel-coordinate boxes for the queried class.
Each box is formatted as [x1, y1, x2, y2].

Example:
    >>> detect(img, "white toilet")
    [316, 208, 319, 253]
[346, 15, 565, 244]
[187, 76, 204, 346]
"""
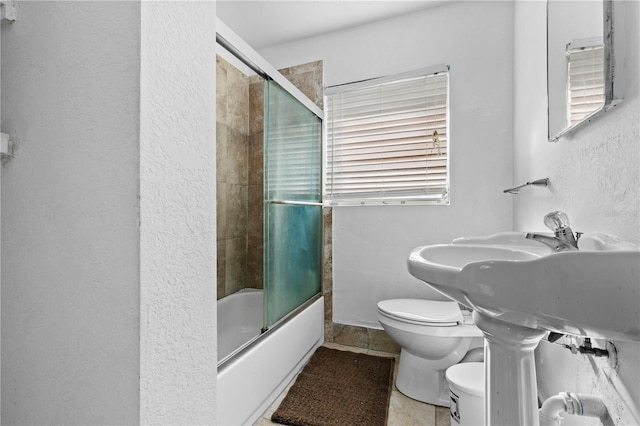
[377, 298, 484, 406]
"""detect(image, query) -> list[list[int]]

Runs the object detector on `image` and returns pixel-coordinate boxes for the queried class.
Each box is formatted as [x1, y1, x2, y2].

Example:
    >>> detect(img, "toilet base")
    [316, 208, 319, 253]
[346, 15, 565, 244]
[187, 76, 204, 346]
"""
[395, 349, 451, 406]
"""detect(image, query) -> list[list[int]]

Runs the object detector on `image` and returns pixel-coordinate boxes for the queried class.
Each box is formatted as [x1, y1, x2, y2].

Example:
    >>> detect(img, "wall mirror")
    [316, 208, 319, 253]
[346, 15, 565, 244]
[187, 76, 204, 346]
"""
[547, 0, 618, 142]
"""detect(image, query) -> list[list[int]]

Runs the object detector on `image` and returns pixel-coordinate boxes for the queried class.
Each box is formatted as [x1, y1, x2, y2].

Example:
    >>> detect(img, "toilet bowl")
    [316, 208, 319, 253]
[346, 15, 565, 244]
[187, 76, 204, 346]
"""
[377, 298, 484, 406]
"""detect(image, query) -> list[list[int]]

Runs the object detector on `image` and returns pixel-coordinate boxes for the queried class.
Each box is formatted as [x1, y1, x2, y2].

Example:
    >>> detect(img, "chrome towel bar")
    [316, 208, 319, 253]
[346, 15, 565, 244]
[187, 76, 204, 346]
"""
[503, 178, 549, 194]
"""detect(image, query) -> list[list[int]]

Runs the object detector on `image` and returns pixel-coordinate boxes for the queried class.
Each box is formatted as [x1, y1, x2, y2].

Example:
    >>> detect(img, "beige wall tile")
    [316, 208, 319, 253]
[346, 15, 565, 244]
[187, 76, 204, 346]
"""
[216, 124, 229, 184]
[333, 323, 369, 348]
[246, 235, 263, 289]
[217, 240, 226, 299]
[368, 328, 401, 354]
[248, 133, 264, 186]
[247, 184, 263, 238]
[249, 81, 264, 135]
[216, 57, 228, 124]
[285, 60, 322, 75]
[321, 206, 333, 341]
[284, 71, 321, 108]
[322, 341, 368, 354]
[226, 237, 247, 295]
[217, 55, 252, 298]
[323, 298, 333, 342]
[322, 242, 332, 285]
[227, 64, 249, 135]
[226, 183, 248, 239]
[280, 60, 323, 108]
[216, 180, 228, 241]
[322, 207, 332, 244]
[226, 128, 248, 185]
[329, 322, 399, 354]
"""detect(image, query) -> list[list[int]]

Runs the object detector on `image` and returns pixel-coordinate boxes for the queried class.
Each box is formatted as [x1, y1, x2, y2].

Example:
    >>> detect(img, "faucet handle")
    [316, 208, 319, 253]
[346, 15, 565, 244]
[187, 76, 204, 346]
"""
[543, 211, 571, 232]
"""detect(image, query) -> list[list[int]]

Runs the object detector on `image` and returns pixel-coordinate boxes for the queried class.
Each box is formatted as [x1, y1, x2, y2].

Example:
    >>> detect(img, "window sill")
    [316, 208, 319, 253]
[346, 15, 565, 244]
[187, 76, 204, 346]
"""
[325, 197, 449, 207]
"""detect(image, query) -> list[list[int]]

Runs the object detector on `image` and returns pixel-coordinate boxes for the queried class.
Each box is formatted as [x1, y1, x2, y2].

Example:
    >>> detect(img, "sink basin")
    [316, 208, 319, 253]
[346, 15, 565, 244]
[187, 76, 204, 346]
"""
[409, 231, 640, 425]
[408, 231, 640, 342]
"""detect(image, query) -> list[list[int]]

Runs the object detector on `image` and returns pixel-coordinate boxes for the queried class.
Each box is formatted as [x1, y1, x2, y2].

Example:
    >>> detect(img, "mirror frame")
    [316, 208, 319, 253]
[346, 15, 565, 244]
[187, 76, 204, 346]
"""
[547, 0, 619, 142]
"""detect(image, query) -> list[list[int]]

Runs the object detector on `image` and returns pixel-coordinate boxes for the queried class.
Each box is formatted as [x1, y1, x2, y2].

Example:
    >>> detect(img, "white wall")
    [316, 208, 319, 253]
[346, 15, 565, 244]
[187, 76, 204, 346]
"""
[260, 1, 515, 328]
[1, 2, 218, 424]
[1, 2, 141, 423]
[139, 2, 217, 424]
[514, 1, 639, 424]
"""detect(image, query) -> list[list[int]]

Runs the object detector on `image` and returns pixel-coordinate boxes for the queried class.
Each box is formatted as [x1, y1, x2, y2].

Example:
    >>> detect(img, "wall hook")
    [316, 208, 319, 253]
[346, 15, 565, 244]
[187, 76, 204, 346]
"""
[0, 1, 16, 23]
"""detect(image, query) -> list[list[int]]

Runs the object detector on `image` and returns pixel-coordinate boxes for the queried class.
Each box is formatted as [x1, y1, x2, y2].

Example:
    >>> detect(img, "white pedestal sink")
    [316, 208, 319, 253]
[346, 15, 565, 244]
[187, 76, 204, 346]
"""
[407, 232, 640, 426]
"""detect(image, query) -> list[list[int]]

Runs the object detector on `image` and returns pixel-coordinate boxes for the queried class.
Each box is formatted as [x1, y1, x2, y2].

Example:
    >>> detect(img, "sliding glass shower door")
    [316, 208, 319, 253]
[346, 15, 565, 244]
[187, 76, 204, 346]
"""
[263, 80, 322, 329]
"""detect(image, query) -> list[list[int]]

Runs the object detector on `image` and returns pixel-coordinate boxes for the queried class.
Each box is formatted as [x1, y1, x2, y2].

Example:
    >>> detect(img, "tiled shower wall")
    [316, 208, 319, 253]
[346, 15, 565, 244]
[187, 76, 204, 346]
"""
[216, 56, 251, 299]
[215, 58, 326, 299]
[216, 56, 398, 353]
[246, 76, 264, 291]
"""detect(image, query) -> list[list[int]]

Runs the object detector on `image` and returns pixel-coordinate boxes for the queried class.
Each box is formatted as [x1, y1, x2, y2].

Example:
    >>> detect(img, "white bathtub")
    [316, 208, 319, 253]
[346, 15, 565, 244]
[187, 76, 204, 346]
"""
[217, 288, 264, 363]
[217, 289, 324, 425]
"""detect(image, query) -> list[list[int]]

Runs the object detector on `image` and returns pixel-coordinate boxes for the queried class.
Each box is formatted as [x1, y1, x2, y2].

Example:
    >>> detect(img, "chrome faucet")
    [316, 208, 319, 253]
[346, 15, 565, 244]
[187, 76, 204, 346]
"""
[525, 211, 582, 252]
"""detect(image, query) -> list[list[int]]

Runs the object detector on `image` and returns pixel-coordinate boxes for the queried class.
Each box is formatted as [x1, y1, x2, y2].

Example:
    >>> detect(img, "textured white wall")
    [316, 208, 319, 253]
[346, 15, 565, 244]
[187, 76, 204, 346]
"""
[514, 1, 639, 424]
[1, 2, 141, 424]
[139, 2, 217, 424]
[260, 1, 515, 327]
[1, 2, 218, 423]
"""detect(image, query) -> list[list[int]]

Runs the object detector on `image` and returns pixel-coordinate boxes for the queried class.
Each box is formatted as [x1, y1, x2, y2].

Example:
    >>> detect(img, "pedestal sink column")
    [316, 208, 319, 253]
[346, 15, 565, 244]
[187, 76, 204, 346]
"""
[473, 311, 547, 426]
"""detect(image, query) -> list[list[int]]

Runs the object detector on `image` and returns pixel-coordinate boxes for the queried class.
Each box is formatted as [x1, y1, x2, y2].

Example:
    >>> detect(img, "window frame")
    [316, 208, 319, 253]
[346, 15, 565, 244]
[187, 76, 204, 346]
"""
[323, 64, 450, 207]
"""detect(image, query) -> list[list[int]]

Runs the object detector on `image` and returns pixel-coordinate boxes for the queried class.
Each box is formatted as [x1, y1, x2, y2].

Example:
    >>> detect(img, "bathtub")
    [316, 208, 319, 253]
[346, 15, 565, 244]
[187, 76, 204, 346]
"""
[217, 289, 264, 363]
[217, 288, 324, 425]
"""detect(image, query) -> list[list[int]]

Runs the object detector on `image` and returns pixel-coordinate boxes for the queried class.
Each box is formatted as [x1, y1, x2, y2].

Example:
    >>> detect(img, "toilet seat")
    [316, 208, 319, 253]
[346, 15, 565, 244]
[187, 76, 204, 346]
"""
[377, 299, 463, 326]
[376, 298, 484, 405]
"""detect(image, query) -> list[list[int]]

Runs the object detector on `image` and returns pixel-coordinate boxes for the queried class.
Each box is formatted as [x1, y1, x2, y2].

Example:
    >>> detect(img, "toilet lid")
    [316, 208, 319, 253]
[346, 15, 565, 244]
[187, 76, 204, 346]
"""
[377, 299, 463, 325]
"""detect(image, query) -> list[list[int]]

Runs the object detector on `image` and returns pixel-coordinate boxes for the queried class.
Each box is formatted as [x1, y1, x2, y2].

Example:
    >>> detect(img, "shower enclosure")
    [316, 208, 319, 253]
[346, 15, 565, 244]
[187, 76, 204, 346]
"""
[216, 19, 324, 426]
[263, 79, 322, 329]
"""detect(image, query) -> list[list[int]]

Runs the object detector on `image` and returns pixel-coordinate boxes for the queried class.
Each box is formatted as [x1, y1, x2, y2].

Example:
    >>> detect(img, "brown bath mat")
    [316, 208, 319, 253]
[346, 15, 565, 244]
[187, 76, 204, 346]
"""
[271, 346, 395, 426]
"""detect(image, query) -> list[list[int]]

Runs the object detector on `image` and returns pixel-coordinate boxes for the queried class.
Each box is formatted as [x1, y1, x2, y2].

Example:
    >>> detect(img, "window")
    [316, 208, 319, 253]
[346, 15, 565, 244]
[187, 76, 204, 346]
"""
[567, 40, 605, 126]
[325, 66, 449, 205]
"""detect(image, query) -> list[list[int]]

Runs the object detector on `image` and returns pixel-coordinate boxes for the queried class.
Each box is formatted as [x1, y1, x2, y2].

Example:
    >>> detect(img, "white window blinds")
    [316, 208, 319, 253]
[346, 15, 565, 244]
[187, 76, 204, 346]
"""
[325, 66, 449, 205]
[567, 44, 605, 125]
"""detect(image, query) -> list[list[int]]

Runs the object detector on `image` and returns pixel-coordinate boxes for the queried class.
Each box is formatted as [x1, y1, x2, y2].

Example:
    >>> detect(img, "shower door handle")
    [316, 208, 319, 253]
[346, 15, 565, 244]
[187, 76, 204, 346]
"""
[267, 200, 323, 207]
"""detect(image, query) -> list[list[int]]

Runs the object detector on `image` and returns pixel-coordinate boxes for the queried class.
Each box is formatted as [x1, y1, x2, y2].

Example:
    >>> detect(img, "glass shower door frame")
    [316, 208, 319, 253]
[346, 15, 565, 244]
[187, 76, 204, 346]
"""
[216, 17, 324, 340]
[263, 79, 323, 331]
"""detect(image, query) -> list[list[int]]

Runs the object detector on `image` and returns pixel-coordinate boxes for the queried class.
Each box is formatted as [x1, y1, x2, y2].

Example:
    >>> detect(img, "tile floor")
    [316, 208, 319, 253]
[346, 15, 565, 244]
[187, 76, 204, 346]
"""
[254, 342, 451, 426]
